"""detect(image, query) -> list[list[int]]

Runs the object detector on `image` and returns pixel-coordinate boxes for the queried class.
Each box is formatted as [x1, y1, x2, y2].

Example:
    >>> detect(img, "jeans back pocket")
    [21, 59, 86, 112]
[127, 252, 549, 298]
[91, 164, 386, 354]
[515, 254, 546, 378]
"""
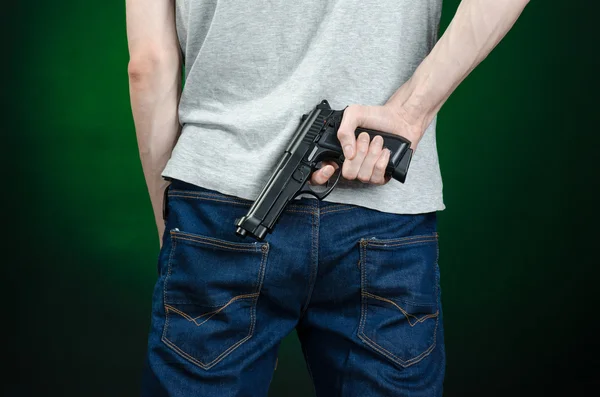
[358, 233, 440, 368]
[162, 229, 269, 370]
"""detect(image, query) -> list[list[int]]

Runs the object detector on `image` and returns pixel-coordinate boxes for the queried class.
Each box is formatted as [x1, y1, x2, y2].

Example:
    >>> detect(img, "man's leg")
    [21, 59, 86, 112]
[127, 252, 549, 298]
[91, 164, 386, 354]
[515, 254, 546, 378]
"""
[141, 179, 316, 397]
[297, 204, 445, 396]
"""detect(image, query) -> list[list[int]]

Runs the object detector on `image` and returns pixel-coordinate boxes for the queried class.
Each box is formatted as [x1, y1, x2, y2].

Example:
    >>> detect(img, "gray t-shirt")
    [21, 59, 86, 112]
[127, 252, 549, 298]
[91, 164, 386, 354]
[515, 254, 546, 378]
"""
[163, 0, 445, 214]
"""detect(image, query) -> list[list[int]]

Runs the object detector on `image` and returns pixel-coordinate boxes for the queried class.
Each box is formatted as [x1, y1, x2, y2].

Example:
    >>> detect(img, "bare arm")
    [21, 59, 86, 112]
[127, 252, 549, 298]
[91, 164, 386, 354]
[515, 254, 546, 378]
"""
[326, 0, 530, 186]
[386, 0, 530, 131]
[126, 0, 182, 247]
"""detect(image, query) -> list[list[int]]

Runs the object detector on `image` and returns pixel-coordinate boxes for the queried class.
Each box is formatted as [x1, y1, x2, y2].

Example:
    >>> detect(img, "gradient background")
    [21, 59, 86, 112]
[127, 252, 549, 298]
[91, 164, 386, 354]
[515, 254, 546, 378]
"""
[6, 1, 599, 396]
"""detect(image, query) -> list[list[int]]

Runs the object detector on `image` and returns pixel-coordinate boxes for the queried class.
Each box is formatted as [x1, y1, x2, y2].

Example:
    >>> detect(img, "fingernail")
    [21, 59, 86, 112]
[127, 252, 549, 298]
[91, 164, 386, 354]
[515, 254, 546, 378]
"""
[322, 167, 332, 177]
[344, 145, 353, 158]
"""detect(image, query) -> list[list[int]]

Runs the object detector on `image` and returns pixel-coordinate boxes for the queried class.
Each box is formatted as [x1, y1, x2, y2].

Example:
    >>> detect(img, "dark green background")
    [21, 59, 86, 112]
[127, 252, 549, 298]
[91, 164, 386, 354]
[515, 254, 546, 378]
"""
[6, 1, 599, 396]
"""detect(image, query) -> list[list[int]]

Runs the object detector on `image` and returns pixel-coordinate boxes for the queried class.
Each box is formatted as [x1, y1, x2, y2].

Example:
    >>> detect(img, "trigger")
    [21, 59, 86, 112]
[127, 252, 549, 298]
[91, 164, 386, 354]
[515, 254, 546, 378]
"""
[301, 163, 342, 201]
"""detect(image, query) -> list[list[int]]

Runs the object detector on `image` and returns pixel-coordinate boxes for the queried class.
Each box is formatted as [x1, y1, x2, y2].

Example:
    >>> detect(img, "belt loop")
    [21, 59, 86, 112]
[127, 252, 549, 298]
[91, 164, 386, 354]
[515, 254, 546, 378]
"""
[162, 182, 171, 222]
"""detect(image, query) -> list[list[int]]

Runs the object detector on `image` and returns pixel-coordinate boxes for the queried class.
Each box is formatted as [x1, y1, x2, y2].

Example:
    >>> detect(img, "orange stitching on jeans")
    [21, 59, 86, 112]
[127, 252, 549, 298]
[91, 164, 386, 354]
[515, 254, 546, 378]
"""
[359, 323, 438, 367]
[359, 240, 368, 335]
[161, 236, 178, 342]
[163, 331, 254, 370]
[362, 292, 439, 326]
[164, 293, 259, 328]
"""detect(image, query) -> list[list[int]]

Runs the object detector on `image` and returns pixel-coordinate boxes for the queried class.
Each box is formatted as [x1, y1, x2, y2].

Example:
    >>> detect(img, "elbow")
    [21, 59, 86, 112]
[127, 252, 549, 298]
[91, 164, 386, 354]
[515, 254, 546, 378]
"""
[128, 49, 180, 83]
[128, 54, 163, 83]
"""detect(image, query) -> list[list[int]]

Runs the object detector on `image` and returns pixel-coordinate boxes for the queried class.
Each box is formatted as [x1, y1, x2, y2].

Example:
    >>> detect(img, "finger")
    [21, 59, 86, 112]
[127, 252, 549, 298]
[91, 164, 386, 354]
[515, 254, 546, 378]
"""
[370, 148, 391, 185]
[342, 131, 370, 180]
[322, 160, 340, 171]
[357, 135, 384, 183]
[337, 104, 363, 160]
[309, 163, 336, 186]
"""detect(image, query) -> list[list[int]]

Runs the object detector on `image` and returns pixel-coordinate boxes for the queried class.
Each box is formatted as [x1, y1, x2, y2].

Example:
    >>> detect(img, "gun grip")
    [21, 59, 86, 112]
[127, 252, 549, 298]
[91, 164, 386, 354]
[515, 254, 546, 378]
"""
[352, 127, 412, 183]
[392, 147, 412, 183]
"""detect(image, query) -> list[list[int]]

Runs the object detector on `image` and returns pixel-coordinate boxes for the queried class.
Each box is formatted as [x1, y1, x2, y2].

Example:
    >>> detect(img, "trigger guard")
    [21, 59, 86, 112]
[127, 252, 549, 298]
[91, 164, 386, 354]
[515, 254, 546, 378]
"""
[296, 160, 342, 201]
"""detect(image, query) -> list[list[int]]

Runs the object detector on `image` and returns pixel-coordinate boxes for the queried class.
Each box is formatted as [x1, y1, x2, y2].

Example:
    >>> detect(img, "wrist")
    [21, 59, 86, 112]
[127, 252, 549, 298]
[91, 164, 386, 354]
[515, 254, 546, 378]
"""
[385, 76, 436, 134]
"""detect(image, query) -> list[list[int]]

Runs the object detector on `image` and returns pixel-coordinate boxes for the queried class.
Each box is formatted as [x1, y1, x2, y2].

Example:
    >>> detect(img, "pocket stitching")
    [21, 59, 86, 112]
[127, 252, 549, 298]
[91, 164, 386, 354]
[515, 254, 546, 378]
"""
[368, 238, 438, 248]
[161, 235, 269, 370]
[357, 240, 439, 368]
[362, 292, 439, 325]
[171, 230, 260, 251]
[164, 292, 259, 328]
[365, 232, 438, 246]
[162, 326, 255, 371]
[358, 317, 439, 368]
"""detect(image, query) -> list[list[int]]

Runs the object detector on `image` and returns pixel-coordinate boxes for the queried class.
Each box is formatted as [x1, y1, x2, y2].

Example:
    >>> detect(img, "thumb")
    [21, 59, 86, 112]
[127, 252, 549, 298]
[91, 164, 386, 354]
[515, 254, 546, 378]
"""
[337, 105, 363, 160]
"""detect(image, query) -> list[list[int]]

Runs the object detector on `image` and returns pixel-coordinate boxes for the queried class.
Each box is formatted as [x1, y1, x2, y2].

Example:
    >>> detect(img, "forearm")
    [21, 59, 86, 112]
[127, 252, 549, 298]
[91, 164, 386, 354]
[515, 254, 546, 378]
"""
[128, 60, 181, 230]
[126, 0, 182, 242]
[387, 0, 530, 130]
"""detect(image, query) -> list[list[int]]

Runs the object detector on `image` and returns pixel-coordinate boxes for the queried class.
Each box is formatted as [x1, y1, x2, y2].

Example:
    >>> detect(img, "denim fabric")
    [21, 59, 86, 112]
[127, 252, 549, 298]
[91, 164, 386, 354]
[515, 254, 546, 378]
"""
[141, 179, 445, 397]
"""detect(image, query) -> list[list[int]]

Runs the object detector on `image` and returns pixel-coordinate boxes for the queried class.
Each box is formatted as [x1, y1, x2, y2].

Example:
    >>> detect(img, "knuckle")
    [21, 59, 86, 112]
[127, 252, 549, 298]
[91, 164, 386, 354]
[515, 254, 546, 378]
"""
[337, 130, 351, 143]
[375, 162, 386, 172]
[343, 169, 357, 180]
[357, 173, 371, 183]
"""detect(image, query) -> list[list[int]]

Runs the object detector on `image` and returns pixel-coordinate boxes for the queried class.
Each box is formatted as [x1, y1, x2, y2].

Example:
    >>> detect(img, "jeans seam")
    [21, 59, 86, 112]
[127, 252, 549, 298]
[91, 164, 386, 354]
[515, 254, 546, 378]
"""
[300, 201, 319, 315]
[161, 236, 178, 343]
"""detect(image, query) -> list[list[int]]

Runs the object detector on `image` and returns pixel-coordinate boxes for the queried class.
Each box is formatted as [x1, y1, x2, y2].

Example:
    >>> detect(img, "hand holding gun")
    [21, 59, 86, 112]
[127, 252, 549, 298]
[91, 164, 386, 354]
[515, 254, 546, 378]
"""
[234, 99, 413, 241]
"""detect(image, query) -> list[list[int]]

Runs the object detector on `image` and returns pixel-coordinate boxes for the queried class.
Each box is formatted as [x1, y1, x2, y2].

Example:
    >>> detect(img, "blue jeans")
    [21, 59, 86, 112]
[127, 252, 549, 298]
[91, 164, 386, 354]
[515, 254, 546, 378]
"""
[141, 179, 445, 396]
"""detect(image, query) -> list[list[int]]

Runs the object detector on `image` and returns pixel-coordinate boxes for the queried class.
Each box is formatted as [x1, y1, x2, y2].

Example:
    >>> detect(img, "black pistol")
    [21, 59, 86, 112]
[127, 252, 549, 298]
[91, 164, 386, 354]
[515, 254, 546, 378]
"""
[234, 99, 413, 240]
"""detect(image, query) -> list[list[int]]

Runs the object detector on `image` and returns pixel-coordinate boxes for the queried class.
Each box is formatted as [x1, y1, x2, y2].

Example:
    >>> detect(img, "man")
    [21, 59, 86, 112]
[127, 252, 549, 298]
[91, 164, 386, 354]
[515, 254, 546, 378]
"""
[127, 1, 529, 395]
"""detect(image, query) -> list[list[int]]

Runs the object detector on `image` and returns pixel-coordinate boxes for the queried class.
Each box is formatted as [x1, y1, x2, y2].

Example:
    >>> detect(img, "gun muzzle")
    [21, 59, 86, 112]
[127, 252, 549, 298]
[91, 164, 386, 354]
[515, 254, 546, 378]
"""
[235, 215, 269, 240]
